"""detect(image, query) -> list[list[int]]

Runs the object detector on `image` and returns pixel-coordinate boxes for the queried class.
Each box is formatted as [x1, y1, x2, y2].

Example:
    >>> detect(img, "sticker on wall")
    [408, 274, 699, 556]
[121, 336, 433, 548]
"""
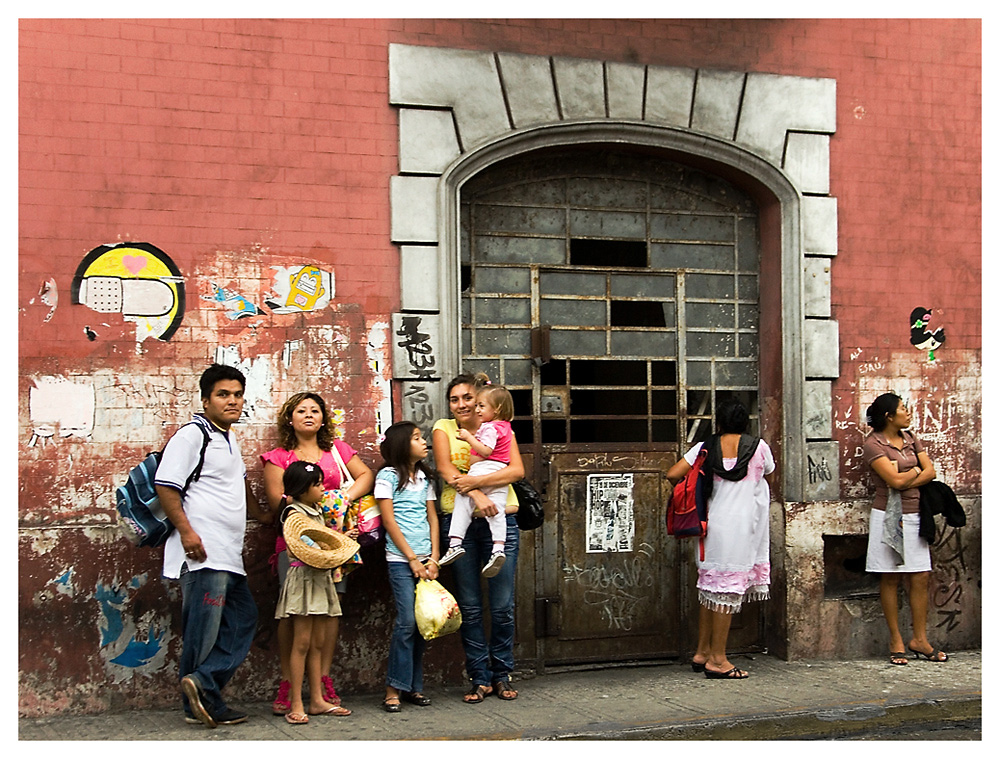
[27, 375, 96, 445]
[910, 307, 945, 362]
[28, 278, 59, 323]
[71, 242, 185, 341]
[265, 264, 334, 314]
[203, 282, 263, 319]
[586, 473, 635, 553]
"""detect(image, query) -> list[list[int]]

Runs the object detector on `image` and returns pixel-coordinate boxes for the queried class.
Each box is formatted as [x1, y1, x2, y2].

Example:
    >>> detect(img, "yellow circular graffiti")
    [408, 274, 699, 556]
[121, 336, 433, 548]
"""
[72, 242, 185, 341]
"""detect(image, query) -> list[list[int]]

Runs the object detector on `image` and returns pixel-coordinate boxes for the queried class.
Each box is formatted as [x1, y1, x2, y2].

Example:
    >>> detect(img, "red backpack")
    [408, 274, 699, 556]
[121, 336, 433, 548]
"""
[666, 447, 710, 559]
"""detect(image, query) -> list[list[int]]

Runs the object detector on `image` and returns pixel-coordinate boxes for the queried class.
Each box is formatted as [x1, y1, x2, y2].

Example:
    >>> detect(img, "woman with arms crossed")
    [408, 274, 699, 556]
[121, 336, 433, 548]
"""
[863, 393, 946, 665]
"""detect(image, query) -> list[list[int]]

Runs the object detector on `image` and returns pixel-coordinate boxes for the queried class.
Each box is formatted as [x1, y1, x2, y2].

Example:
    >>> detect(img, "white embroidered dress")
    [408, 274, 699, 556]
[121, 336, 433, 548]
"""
[684, 439, 775, 613]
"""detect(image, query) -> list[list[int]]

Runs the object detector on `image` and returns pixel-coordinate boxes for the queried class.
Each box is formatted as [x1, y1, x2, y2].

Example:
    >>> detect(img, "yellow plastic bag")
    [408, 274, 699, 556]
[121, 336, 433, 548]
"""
[413, 579, 462, 640]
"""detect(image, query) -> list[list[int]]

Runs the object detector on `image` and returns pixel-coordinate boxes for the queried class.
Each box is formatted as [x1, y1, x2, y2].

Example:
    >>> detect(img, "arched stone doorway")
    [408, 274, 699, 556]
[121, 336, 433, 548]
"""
[388, 43, 839, 664]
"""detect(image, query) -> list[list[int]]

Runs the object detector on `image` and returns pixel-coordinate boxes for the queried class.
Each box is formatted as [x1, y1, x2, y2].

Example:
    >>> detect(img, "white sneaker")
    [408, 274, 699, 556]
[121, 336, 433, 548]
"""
[439, 545, 466, 566]
[481, 551, 506, 578]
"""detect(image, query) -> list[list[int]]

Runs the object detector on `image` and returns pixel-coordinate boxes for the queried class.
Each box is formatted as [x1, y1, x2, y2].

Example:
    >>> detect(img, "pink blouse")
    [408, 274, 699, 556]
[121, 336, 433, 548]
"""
[259, 440, 358, 491]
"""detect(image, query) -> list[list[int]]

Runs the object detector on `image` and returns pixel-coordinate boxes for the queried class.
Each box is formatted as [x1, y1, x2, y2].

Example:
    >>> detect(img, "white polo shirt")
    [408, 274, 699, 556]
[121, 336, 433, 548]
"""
[156, 415, 248, 579]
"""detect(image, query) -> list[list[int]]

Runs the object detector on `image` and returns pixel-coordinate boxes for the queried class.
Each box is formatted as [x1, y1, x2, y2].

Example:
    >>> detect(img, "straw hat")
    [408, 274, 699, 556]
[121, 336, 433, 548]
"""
[283, 511, 360, 569]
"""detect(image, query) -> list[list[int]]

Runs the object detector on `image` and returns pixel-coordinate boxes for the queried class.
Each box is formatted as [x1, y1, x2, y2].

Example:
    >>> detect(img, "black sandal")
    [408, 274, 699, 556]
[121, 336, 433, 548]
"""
[908, 646, 948, 662]
[493, 679, 518, 700]
[401, 691, 432, 706]
[382, 696, 401, 713]
[704, 666, 749, 679]
[463, 684, 491, 703]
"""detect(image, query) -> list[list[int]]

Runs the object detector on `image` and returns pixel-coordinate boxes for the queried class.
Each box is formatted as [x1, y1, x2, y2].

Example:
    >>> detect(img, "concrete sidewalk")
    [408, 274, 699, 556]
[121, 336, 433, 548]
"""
[19, 650, 981, 741]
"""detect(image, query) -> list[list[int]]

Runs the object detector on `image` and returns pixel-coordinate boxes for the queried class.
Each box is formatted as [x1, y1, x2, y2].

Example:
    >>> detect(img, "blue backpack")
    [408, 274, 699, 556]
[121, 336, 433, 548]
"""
[116, 420, 211, 547]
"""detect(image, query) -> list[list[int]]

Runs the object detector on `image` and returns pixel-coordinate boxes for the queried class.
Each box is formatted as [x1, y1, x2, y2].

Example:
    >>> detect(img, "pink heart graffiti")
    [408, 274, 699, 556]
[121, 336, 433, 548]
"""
[122, 255, 147, 275]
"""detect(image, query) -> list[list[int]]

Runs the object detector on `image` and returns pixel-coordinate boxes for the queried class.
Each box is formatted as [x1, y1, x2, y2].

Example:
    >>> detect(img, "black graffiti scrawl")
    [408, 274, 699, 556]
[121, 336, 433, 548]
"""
[910, 307, 945, 362]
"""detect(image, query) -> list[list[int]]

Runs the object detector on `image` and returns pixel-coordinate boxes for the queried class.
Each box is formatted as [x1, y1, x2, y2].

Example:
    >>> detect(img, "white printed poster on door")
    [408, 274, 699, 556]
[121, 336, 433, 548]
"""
[586, 473, 634, 553]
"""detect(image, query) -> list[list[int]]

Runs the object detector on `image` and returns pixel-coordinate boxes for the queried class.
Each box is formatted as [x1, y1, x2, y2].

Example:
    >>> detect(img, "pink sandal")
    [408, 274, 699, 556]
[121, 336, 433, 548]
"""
[272, 680, 291, 715]
[321, 675, 341, 705]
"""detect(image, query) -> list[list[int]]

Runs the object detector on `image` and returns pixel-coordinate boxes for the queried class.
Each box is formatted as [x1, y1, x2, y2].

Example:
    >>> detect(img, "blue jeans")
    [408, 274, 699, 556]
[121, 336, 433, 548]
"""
[440, 513, 519, 687]
[178, 568, 257, 717]
[386, 561, 426, 693]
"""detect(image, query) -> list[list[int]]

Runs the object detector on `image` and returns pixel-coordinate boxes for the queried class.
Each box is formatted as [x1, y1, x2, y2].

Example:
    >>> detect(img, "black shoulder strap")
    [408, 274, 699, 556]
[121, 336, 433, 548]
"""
[180, 419, 213, 495]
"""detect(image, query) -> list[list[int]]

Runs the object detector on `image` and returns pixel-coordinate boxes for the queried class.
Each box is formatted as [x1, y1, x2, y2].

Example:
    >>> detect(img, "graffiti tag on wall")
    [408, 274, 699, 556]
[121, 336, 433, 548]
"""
[562, 542, 655, 631]
[391, 313, 440, 381]
[931, 525, 969, 634]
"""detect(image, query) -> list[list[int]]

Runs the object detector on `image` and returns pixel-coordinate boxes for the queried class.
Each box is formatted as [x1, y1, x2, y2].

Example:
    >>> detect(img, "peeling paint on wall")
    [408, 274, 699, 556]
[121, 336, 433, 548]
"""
[282, 339, 304, 368]
[28, 278, 58, 323]
[27, 375, 96, 445]
[95, 578, 172, 678]
[213, 347, 274, 424]
[836, 348, 981, 501]
[366, 321, 392, 438]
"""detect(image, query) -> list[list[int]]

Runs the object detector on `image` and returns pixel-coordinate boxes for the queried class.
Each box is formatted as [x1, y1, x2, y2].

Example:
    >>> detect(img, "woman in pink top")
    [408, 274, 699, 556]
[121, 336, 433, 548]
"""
[260, 392, 374, 714]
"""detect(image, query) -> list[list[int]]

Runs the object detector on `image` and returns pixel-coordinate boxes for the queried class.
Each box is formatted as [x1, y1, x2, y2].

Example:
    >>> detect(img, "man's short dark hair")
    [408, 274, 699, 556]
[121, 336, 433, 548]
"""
[199, 363, 246, 399]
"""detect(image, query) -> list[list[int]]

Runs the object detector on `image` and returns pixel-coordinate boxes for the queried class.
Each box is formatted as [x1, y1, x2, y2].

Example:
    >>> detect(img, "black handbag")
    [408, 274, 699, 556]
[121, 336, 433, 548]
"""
[512, 479, 544, 530]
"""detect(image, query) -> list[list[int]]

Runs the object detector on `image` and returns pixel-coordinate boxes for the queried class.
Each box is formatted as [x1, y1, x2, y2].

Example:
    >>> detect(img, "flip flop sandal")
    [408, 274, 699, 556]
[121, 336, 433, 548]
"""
[284, 711, 309, 725]
[463, 684, 492, 703]
[493, 680, 518, 700]
[309, 705, 352, 716]
[704, 666, 749, 679]
[889, 652, 909, 666]
[908, 646, 948, 662]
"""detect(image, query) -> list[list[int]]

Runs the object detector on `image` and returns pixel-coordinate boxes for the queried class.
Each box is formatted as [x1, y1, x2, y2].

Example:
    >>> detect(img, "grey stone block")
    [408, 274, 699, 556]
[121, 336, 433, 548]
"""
[389, 43, 509, 148]
[804, 257, 832, 318]
[498, 52, 560, 128]
[398, 109, 461, 175]
[804, 319, 840, 379]
[400, 246, 440, 312]
[803, 380, 833, 438]
[390, 175, 439, 244]
[645, 65, 696, 127]
[736, 73, 836, 164]
[784, 132, 831, 194]
[607, 61, 645, 120]
[691, 69, 745, 140]
[553, 56, 606, 119]
[802, 196, 838, 256]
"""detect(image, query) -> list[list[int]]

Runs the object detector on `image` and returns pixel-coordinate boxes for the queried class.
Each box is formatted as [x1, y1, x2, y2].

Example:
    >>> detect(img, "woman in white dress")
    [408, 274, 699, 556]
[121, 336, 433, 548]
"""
[666, 399, 774, 680]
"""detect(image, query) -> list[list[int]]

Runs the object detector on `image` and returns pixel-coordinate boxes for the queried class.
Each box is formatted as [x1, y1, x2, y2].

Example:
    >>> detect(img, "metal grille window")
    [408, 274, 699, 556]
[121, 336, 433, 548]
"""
[460, 150, 761, 447]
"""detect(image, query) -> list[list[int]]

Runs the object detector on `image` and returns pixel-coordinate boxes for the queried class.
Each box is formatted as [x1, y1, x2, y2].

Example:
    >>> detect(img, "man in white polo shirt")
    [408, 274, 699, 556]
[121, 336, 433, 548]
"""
[155, 364, 271, 728]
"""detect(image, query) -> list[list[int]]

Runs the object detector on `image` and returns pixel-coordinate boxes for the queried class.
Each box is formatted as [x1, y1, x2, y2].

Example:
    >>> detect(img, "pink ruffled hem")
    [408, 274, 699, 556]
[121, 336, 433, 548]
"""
[697, 562, 770, 613]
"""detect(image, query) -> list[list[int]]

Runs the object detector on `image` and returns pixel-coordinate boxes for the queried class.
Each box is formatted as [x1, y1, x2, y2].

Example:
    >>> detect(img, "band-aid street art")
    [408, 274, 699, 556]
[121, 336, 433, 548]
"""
[71, 243, 185, 341]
